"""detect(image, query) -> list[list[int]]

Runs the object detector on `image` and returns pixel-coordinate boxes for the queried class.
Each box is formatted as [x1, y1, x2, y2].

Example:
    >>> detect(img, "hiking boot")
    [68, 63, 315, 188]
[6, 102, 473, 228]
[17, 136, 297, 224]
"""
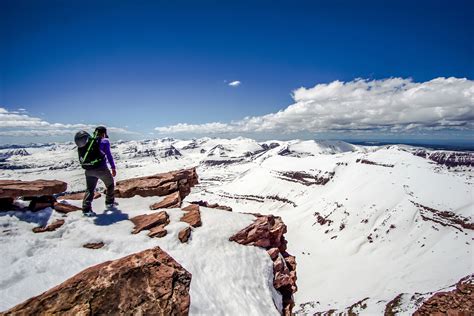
[106, 201, 119, 210]
[83, 210, 97, 217]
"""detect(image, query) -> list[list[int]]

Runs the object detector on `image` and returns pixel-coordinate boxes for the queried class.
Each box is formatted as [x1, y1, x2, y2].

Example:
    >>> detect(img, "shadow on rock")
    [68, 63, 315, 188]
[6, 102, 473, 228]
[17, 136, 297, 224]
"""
[94, 208, 129, 226]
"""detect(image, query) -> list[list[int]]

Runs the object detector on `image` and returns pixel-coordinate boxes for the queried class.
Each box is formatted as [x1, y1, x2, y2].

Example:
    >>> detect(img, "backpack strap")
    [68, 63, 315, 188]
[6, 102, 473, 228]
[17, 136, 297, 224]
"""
[81, 131, 98, 164]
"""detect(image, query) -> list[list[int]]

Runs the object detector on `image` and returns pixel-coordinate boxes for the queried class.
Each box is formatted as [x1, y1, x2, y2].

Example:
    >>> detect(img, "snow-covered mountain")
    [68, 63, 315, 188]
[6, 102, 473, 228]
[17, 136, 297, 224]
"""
[0, 137, 472, 314]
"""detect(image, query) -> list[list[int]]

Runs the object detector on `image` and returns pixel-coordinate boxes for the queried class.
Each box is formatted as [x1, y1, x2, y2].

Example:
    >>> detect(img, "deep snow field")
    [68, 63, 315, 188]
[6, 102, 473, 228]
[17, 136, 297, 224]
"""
[0, 137, 473, 315]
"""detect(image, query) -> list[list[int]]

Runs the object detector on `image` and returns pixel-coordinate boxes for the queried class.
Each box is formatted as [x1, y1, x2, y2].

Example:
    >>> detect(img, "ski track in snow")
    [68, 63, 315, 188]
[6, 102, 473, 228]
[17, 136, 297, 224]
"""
[0, 137, 473, 315]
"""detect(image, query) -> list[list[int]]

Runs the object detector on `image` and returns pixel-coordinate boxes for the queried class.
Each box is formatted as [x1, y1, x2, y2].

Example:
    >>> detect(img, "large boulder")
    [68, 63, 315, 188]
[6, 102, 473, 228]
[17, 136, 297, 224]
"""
[1, 247, 192, 315]
[115, 167, 198, 199]
[0, 180, 67, 199]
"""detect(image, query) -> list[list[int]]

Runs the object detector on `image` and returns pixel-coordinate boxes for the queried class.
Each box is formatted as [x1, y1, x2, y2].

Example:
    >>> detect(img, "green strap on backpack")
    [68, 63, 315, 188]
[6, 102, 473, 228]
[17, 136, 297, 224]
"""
[82, 131, 100, 165]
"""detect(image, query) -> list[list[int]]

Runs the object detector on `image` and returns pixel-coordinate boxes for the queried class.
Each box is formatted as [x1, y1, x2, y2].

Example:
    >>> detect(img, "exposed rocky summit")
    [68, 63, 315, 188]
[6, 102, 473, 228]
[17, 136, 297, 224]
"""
[413, 150, 474, 168]
[1, 247, 192, 315]
[0, 179, 67, 199]
[115, 167, 198, 199]
[414, 275, 474, 316]
[229, 214, 297, 315]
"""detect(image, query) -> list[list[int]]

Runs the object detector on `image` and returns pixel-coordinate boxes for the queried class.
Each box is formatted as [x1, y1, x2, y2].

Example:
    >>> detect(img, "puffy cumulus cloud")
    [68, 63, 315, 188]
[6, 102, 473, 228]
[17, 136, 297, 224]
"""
[0, 107, 135, 137]
[228, 80, 241, 87]
[155, 77, 474, 135]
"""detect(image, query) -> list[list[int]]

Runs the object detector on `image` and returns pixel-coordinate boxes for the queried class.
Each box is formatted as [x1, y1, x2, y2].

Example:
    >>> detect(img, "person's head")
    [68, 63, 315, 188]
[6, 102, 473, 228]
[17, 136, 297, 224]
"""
[95, 126, 108, 138]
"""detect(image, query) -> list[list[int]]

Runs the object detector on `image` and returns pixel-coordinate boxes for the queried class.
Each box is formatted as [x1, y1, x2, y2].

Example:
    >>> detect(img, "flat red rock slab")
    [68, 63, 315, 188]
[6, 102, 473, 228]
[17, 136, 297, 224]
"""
[130, 211, 170, 234]
[32, 219, 65, 233]
[58, 192, 101, 200]
[53, 202, 81, 214]
[148, 224, 168, 238]
[150, 191, 181, 210]
[180, 204, 202, 228]
[114, 167, 198, 198]
[0, 179, 67, 199]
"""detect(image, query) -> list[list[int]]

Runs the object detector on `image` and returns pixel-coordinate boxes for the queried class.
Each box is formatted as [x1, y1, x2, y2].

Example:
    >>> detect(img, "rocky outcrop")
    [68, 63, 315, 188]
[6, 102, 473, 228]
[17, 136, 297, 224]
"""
[190, 200, 233, 212]
[1, 247, 192, 315]
[83, 242, 105, 249]
[180, 204, 202, 227]
[413, 150, 474, 168]
[356, 159, 394, 168]
[130, 211, 170, 235]
[58, 191, 101, 200]
[414, 275, 474, 316]
[32, 219, 65, 233]
[229, 214, 297, 315]
[0, 179, 67, 199]
[115, 167, 198, 199]
[150, 191, 181, 210]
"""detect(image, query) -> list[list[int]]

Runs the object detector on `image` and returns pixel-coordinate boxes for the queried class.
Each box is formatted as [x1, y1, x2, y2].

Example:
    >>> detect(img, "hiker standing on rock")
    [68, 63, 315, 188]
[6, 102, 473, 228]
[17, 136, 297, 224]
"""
[74, 126, 117, 217]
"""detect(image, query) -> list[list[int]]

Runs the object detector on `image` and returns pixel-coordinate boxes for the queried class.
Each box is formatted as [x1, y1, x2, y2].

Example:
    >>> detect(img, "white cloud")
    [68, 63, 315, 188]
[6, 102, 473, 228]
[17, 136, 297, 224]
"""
[228, 81, 241, 87]
[0, 107, 136, 137]
[155, 77, 474, 135]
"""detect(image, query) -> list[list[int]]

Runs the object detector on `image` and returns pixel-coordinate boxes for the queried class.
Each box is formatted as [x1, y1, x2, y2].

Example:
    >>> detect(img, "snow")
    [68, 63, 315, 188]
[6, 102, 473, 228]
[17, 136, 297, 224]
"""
[0, 197, 280, 315]
[1, 137, 473, 314]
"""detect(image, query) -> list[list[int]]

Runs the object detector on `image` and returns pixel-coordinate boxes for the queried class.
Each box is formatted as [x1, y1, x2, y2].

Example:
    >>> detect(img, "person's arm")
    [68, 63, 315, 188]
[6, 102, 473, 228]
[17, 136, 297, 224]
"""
[100, 139, 116, 175]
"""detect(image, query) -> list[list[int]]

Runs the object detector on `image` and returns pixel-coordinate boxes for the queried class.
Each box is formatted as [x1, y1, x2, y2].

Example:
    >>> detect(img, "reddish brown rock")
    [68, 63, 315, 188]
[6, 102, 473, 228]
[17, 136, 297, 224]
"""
[229, 214, 287, 251]
[58, 191, 101, 200]
[148, 224, 168, 238]
[1, 247, 192, 315]
[267, 247, 280, 260]
[53, 202, 81, 214]
[150, 191, 181, 210]
[230, 214, 296, 316]
[0, 179, 67, 199]
[32, 219, 65, 233]
[178, 227, 192, 243]
[180, 204, 202, 227]
[414, 275, 474, 316]
[130, 211, 169, 234]
[83, 242, 105, 249]
[115, 167, 198, 199]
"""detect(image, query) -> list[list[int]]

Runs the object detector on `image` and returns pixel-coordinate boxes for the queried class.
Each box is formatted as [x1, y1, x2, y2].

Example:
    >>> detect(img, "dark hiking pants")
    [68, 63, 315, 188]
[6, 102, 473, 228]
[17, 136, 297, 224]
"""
[82, 167, 115, 212]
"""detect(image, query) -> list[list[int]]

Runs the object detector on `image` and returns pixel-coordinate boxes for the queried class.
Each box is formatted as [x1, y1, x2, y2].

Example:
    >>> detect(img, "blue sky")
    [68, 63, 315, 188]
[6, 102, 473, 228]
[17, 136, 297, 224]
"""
[1, 0, 473, 144]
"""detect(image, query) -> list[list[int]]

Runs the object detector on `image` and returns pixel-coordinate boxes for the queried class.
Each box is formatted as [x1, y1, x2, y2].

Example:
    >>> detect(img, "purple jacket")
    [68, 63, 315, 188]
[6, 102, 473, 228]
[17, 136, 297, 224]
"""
[99, 138, 116, 170]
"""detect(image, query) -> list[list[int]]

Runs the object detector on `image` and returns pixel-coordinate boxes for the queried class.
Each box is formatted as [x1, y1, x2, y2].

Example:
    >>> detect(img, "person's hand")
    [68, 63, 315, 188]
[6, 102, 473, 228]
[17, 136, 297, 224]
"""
[111, 169, 117, 177]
